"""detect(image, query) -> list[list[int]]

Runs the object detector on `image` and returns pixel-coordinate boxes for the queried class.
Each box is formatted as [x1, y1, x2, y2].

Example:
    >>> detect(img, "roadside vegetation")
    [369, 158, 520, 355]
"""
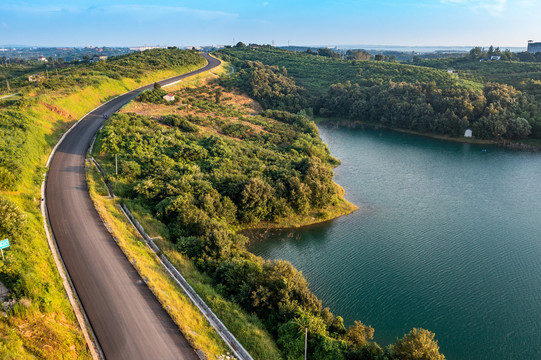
[94, 63, 445, 359]
[86, 161, 235, 359]
[0, 48, 204, 358]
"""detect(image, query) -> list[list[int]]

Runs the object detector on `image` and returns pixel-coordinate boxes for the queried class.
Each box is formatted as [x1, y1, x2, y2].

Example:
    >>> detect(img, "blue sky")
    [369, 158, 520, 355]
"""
[0, 0, 539, 48]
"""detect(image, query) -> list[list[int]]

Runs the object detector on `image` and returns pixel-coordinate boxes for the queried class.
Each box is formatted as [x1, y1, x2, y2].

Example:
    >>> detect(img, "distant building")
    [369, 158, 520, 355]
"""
[490, 55, 501, 61]
[527, 40, 541, 54]
[129, 46, 162, 52]
[90, 55, 108, 62]
[447, 69, 454, 74]
[163, 93, 175, 102]
[37, 56, 47, 62]
[28, 74, 43, 82]
[464, 129, 473, 138]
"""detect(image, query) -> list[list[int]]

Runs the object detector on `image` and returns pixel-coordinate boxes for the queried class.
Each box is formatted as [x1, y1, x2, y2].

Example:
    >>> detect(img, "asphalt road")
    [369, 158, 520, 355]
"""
[46, 53, 221, 360]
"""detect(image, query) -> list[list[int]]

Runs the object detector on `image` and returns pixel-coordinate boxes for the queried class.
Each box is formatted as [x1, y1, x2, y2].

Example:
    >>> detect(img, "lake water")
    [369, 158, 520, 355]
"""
[249, 124, 541, 360]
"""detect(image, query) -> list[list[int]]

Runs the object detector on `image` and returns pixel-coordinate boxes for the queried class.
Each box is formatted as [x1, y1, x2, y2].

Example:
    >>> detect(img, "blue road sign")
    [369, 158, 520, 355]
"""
[0, 239, 9, 250]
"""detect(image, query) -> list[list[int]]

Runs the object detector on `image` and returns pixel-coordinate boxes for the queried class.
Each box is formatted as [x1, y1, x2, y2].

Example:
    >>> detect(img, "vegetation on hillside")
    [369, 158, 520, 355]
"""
[218, 46, 460, 98]
[413, 56, 541, 102]
[218, 46, 541, 143]
[95, 66, 444, 359]
[0, 48, 205, 358]
[1, 47, 203, 93]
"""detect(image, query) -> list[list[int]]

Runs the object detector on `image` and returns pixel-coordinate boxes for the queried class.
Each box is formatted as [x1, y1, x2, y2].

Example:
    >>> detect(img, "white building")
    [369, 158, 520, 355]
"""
[464, 129, 473, 138]
[163, 93, 175, 102]
[37, 56, 48, 62]
[129, 46, 162, 52]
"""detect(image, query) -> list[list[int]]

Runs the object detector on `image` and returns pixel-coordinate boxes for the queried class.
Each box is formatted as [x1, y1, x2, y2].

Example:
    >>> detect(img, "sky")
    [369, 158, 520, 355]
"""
[0, 0, 540, 48]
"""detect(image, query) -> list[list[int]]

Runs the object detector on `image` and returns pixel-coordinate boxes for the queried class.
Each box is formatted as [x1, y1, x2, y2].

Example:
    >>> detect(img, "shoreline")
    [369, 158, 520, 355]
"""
[243, 195, 358, 232]
[316, 117, 541, 151]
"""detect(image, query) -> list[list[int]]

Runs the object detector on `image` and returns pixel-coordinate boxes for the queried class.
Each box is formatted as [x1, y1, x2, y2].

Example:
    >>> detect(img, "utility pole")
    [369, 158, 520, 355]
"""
[305, 328, 308, 360]
[115, 154, 118, 176]
[6, 80, 10, 92]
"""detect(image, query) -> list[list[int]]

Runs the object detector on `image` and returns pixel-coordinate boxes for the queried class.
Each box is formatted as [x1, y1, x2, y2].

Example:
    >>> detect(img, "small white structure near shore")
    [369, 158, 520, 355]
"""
[464, 128, 473, 138]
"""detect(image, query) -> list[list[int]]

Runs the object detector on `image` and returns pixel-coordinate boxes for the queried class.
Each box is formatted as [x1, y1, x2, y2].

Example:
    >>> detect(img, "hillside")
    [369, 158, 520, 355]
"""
[219, 46, 472, 97]
[218, 46, 541, 145]
[0, 48, 206, 358]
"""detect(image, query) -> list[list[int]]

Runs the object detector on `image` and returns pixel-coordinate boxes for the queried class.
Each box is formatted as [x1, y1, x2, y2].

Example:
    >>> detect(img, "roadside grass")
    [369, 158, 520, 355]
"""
[162, 59, 229, 92]
[86, 162, 231, 359]
[0, 57, 207, 359]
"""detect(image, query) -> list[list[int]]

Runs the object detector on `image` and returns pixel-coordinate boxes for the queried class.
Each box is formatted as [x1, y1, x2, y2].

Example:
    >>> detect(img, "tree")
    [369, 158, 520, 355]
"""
[154, 82, 162, 90]
[317, 48, 340, 59]
[393, 328, 445, 360]
[240, 178, 274, 223]
[506, 117, 532, 139]
[344, 321, 374, 348]
[235, 42, 247, 48]
[215, 88, 223, 103]
[469, 47, 484, 60]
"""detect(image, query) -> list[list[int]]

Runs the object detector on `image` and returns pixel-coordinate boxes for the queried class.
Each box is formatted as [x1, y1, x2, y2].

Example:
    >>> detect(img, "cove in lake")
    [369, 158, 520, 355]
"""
[248, 124, 541, 360]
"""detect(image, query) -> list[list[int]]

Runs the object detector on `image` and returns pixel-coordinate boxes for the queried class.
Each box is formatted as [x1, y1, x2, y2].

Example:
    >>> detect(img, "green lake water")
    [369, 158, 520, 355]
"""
[248, 124, 541, 360]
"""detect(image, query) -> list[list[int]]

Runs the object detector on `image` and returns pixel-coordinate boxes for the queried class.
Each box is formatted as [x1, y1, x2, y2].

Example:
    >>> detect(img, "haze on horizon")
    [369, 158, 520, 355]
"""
[0, 0, 539, 49]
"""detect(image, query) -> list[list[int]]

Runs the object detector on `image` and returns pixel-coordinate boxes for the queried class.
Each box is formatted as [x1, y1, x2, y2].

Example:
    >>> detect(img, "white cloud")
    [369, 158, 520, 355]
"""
[0, 3, 238, 21]
[95, 4, 238, 21]
[440, 0, 507, 16]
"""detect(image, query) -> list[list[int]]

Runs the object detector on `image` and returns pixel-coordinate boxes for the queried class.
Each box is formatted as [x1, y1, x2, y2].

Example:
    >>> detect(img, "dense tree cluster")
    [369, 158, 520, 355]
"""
[346, 50, 372, 61]
[222, 60, 308, 113]
[317, 80, 539, 140]
[137, 87, 168, 104]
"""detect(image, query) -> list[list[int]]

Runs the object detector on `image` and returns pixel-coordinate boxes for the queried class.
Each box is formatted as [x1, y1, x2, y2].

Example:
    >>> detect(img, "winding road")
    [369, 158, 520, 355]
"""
[45, 53, 220, 360]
